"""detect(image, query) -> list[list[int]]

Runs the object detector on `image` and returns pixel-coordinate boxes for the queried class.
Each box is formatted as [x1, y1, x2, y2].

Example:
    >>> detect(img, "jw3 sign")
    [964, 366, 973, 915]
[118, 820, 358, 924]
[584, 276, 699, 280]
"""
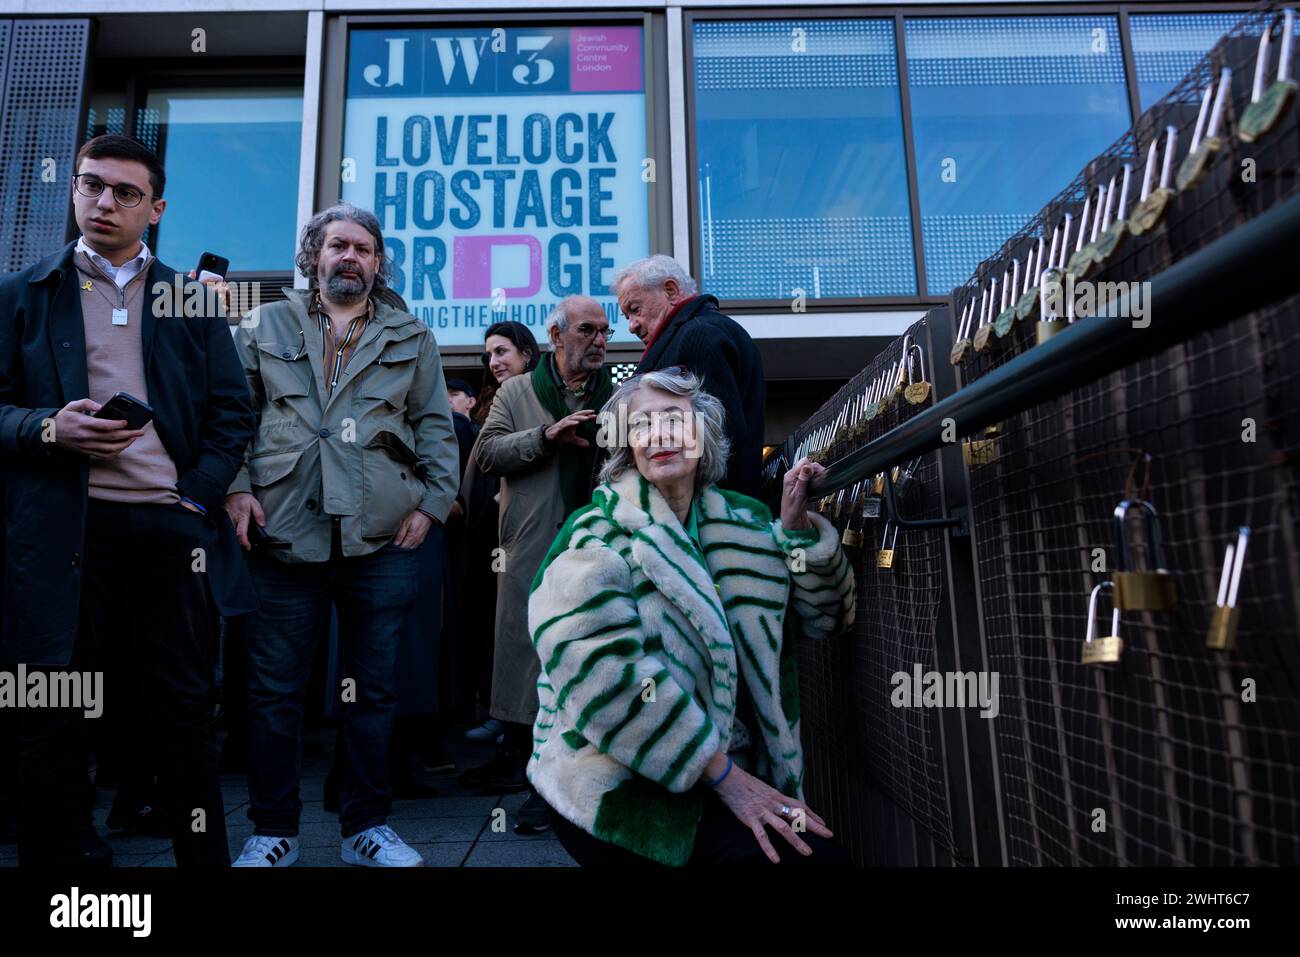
[343, 26, 651, 347]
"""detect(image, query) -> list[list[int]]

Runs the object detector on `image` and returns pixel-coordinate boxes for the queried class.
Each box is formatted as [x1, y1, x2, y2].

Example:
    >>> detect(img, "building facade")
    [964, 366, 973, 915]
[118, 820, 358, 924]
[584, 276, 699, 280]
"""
[0, 1, 1255, 436]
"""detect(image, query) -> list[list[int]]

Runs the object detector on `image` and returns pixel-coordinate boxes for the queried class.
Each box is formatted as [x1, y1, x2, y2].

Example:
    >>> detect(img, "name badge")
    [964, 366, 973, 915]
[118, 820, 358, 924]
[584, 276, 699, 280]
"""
[112, 308, 129, 326]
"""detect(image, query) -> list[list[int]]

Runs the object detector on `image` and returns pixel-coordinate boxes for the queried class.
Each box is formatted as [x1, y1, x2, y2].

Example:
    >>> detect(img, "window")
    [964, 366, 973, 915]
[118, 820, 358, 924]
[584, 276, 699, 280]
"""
[1129, 13, 1249, 110]
[342, 24, 651, 346]
[904, 16, 1132, 294]
[136, 87, 303, 273]
[691, 18, 915, 301]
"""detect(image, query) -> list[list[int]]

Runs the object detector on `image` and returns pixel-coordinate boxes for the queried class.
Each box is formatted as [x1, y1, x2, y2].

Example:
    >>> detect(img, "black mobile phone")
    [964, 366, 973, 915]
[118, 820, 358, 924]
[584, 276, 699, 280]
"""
[246, 522, 290, 551]
[94, 391, 154, 431]
[195, 252, 229, 282]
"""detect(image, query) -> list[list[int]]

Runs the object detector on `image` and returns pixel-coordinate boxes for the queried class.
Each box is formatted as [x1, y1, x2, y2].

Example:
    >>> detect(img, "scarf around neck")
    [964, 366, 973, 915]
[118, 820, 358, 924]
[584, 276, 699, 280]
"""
[531, 354, 614, 517]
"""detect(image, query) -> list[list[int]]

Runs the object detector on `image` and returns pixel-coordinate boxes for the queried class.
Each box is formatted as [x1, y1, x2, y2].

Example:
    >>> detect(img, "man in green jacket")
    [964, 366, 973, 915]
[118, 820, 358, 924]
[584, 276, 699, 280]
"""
[225, 204, 459, 868]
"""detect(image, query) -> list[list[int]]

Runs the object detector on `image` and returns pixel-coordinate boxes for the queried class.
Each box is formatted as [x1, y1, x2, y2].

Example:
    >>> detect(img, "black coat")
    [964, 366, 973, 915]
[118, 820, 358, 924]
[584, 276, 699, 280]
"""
[0, 241, 257, 665]
[635, 295, 766, 499]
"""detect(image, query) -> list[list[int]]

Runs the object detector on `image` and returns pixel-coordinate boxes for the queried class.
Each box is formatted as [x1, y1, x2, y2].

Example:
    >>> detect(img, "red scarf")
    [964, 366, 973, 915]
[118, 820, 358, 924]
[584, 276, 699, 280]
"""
[643, 295, 700, 354]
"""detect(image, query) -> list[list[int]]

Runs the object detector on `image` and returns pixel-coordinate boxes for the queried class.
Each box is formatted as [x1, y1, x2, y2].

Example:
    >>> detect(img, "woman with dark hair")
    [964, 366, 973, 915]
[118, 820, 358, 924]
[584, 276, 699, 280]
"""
[473, 321, 540, 425]
[457, 322, 540, 752]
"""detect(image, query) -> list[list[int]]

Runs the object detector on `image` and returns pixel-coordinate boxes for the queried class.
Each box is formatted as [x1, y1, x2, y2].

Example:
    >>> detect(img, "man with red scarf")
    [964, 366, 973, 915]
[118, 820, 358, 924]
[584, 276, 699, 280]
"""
[613, 255, 766, 499]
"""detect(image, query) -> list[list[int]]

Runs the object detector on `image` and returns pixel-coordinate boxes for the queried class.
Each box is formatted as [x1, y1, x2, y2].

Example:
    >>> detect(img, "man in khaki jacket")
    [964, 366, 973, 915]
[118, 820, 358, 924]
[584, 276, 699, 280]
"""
[225, 203, 458, 868]
[467, 295, 612, 834]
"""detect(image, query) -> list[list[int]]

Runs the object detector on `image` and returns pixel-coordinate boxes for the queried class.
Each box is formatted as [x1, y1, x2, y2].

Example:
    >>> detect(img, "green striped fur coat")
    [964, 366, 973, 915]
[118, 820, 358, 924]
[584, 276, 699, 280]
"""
[526, 468, 856, 866]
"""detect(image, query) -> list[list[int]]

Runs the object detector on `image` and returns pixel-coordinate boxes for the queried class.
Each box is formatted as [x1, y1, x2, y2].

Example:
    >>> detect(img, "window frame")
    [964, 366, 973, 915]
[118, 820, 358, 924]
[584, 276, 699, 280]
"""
[682, 3, 1255, 313]
[84, 56, 306, 284]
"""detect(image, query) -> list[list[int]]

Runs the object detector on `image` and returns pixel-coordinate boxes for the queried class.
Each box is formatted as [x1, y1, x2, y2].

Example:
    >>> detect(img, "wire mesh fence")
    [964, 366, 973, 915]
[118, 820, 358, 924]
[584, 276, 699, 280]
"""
[770, 2, 1300, 866]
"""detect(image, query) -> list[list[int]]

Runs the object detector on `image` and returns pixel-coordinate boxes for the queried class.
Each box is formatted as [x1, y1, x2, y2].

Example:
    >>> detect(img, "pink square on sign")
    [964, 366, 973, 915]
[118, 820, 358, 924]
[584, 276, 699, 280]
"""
[570, 27, 643, 92]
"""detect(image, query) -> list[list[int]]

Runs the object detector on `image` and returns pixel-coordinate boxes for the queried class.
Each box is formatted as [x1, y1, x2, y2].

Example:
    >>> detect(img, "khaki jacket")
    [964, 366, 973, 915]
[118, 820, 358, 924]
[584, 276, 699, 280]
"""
[474, 369, 582, 724]
[228, 288, 459, 562]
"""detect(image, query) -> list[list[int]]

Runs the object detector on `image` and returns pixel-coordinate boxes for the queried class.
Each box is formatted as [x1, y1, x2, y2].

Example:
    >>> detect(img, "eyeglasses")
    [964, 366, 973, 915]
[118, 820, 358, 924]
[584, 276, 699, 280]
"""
[573, 322, 611, 342]
[73, 173, 149, 208]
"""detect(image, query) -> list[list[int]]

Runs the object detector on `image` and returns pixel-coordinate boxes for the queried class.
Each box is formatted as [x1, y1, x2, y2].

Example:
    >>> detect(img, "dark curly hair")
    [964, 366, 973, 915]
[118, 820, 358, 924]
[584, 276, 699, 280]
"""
[295, 203, 390, 296]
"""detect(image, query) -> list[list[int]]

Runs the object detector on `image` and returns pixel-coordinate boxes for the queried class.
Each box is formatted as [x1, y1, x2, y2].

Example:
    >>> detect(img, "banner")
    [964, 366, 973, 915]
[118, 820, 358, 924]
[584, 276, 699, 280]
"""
[343, 25, 650, 347]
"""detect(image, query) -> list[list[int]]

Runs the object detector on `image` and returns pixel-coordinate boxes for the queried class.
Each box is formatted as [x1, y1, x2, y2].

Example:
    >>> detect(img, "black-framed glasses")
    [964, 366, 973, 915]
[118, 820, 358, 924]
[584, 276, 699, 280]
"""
[73, 173, 149, 208]
[573, 321, 611, 342]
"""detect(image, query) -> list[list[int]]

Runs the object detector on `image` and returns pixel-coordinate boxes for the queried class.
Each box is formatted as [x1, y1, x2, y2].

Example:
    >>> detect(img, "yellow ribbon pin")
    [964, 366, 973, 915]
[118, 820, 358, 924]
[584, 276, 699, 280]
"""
[81, 281, 93, 291]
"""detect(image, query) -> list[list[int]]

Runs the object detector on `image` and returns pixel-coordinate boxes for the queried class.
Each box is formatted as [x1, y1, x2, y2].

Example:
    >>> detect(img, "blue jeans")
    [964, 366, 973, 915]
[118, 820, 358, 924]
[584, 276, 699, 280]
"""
[244, 532, 418, 838]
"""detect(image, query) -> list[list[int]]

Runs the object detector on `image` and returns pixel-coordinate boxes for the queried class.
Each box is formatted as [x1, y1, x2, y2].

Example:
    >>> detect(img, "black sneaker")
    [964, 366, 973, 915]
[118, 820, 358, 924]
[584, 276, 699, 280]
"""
[514, 790, 552, 836]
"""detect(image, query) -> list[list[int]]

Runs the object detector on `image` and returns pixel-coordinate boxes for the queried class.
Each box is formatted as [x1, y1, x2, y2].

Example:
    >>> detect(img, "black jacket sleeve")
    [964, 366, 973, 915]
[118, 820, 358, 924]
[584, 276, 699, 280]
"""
[174, 315, 256, 516]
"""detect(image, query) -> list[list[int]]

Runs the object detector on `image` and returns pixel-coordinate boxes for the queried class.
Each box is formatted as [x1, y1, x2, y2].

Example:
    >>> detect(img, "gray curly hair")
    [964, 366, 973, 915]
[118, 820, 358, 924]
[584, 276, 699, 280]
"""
[597, 368, 730, 488]
[295, 203, 391, 295]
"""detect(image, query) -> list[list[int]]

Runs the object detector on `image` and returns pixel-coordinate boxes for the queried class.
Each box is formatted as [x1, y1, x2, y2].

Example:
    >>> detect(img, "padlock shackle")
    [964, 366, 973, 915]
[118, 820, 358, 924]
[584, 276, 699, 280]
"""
[1113, 499, 1168, 572]
[1086, 581, 1120, 643]
[1226, 526, 1250, 608]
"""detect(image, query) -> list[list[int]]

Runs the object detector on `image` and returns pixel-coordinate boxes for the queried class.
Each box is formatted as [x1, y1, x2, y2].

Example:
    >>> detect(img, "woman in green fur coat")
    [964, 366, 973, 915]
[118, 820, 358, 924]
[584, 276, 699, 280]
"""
[527, 368, 856, 866]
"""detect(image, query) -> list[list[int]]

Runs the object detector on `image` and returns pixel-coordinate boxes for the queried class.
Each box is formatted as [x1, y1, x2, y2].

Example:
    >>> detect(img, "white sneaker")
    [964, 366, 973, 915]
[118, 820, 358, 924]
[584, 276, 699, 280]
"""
[233, 835, 299, 868]
[341, 825, 424, 867]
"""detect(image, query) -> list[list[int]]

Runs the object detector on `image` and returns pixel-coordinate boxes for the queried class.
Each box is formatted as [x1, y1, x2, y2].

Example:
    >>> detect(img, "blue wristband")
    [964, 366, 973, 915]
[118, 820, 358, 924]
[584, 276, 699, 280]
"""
[702, 755, 733, 788]
[180, 496, 207, 514]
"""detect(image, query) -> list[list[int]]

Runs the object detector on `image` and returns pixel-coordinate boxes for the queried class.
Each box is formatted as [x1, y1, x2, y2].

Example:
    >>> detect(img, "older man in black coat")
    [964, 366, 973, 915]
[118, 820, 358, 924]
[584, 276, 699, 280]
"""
[0, 135, 255, 867]
[613, 255, 766, 498]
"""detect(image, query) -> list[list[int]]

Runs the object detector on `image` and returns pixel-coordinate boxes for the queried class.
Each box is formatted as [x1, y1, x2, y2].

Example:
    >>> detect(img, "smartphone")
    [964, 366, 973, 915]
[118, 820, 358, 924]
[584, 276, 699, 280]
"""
[94, 391, 154, 431]
[246, 522, 290, 551]
[195, 252, 229, 284]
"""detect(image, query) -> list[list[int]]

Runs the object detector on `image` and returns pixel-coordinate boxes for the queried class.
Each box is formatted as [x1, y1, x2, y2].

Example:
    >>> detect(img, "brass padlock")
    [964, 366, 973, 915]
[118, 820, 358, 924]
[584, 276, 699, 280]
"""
[972, 277, 999, 354]
[1014, 233, 1048, 325]
[1128, 126, 1178, 237]
[841, 482, 866, 548]
[1065, 187, 1103, 281]
[1176, 70, 1231, 192]
[976, 269, 1010, 353]
[963, 438, 996, 468]
[1207, 526, 1249, 650]
[1112, 499, 1179, 611]
[1081, 581, 1124, 665]
[949, 296, 977, 366]
[903, 341, 932, 405]
[1036, 213, 1071, 343]
[876, 524, 899, 570]
[996, 251, 1030, 338]
[872, 472, 885, 495]
[1239, 10, 1297, 143]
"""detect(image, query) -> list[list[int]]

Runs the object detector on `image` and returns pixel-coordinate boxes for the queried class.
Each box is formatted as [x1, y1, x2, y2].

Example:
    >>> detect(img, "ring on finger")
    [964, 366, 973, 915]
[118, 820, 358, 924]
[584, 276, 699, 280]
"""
[779, 804, 794, 820]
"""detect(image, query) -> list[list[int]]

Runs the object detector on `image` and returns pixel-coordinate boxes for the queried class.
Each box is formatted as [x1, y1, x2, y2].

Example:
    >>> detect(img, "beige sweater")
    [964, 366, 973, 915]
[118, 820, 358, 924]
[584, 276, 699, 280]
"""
[76, 251, 180, 505]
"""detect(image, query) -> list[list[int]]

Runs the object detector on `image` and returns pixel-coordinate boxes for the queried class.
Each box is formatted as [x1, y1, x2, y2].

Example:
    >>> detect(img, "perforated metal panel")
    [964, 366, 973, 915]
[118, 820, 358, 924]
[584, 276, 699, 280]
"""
[0, 19, 91, 273]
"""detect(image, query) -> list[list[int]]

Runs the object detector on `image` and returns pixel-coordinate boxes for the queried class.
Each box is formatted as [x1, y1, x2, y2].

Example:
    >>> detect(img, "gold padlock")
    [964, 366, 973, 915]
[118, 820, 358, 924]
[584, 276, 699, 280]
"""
[876, 524, 898, 570]
[1176, 71, 1231, 192]
[1081, 581, 1124, 665]
[903, 341, 932, 405]
[1036, 243, 1070, 344]
[872, 472, 885, 495]
[949, 296, 977, 366]
[1207, 526, 1249, 650]
[1240, 13, 1297, 142]
[1128, 125, 1178, 237]
[1112, 499, 1179, 611]
[963, 440, 995, 467]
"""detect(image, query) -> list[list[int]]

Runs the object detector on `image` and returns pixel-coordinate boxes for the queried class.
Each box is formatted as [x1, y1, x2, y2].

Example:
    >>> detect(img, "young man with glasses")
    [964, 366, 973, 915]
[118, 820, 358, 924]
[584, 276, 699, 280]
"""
[468, 294, 613, 835]
[0, 134, 257, 866]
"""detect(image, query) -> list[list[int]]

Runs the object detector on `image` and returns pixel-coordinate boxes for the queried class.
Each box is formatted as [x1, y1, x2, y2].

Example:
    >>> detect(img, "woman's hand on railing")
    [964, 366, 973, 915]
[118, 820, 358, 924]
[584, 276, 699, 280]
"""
[780, 456, 822, 531]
